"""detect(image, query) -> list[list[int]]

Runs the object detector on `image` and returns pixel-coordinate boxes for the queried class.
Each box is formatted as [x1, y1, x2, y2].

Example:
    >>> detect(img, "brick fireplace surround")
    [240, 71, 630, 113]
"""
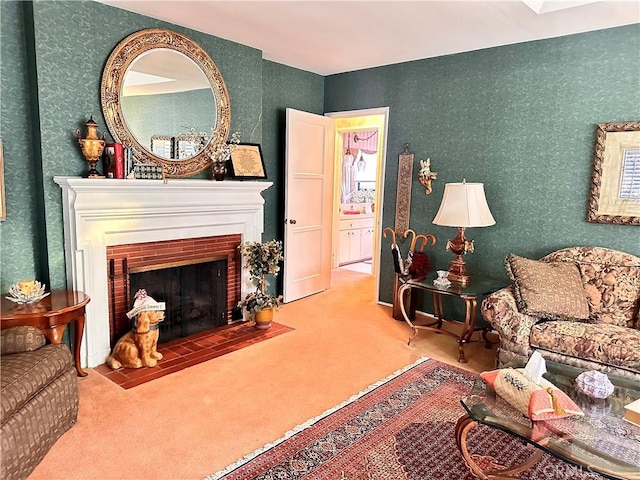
[54, 177, 272, 369]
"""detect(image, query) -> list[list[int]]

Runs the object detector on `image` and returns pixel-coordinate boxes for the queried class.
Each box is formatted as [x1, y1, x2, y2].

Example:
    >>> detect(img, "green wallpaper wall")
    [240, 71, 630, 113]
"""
[325, 25, 640, 305]
[0, 1, 41, 288]
[261, 60, 325, 243]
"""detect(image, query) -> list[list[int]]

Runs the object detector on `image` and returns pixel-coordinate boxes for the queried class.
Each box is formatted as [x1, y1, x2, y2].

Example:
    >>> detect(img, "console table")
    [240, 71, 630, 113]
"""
[1, 290, 90, 377]
[397, 278, 503, 363]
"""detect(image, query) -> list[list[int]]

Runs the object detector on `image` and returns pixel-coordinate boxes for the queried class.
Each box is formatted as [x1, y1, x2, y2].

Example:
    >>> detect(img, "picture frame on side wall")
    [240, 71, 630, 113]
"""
[0, 140, 5, 221]
[229, 143, 267, 179]
[587, 122, 640, 225]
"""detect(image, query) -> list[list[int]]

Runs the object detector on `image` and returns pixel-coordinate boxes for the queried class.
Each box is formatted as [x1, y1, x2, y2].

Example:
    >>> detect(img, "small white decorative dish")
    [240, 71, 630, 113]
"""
[6, 280, 50, 304]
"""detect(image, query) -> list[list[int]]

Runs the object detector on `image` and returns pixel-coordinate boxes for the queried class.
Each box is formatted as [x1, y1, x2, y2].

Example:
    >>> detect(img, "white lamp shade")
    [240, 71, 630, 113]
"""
[432, 182, 496, 227]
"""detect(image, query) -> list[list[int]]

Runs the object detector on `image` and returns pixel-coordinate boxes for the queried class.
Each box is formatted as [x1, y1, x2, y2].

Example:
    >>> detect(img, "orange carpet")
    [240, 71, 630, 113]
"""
[28, 269, 497, 480]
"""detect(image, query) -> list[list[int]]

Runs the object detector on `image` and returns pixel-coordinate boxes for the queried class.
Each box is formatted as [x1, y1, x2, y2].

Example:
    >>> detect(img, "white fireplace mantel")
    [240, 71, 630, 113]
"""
[54, 177, 272, 368]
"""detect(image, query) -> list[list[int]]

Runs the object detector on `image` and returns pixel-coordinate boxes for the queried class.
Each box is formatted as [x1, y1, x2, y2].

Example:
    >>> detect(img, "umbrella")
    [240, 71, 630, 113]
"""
[383, 227, 406, 275]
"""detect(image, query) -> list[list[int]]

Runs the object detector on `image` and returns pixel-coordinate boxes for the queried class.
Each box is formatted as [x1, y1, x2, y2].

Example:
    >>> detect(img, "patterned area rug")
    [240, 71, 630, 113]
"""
[208, 358, 602, 480]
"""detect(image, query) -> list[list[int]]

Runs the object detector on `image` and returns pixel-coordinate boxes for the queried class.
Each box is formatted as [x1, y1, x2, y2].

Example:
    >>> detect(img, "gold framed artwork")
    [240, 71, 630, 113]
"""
[587, 122, 640, 225]
[0, 140, 5, 221]
[229, 143, 267, 179]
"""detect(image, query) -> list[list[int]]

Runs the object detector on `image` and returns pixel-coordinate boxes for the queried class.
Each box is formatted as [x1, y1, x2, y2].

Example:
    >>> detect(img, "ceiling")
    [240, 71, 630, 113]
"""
[96, 0, 639, 75]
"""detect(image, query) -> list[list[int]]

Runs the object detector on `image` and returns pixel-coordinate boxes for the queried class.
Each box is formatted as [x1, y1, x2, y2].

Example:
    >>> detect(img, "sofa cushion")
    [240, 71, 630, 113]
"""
[543, 246, 640, 329]
[505, 254, 590, 322]
[1, 344, 73, 424]
[530, 321, 640, 374]
[1, 326, 46, 355]
[576, 263, 639, 329]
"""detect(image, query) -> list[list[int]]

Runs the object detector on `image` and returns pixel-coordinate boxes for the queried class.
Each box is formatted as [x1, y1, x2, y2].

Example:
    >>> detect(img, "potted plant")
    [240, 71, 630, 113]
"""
[237, 239, 284, 329]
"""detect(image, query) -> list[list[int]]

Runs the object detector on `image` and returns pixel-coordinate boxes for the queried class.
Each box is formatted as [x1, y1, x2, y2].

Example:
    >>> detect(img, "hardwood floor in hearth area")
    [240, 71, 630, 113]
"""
[95, 321, 293, 389]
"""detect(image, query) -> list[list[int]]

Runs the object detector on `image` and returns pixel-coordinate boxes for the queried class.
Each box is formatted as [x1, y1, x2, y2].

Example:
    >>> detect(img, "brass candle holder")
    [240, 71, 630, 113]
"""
[76, 116, 106, 178]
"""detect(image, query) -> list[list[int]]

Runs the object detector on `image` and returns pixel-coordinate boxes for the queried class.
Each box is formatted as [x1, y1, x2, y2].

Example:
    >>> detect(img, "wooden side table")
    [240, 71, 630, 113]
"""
[397, 278, 503, 363]
[1, 290, 90, 377]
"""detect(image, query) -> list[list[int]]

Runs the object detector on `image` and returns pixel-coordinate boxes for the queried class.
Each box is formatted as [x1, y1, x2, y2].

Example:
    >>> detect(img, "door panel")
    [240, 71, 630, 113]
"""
[284, 109, 334, 303]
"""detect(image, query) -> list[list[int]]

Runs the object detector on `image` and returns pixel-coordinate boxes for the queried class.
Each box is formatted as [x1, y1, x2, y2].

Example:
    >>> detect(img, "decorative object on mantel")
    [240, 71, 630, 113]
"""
[76, 116, 106, 178]
[587, 121, 640, 225]
[212, 132, 241, 181]
[395, 144, 414, 238]
[229, 142, 267, 180]
[432, 180, 495, 286]
[6, 280, 49, 304]
[418, 158, 437, 194]
[237, 240, 283, 329]
[134, 163, 166, 181]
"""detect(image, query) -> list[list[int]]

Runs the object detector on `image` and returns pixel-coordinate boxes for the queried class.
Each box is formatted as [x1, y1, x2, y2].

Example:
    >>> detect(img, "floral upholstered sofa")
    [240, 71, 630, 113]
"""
[481, 246, 640, 380]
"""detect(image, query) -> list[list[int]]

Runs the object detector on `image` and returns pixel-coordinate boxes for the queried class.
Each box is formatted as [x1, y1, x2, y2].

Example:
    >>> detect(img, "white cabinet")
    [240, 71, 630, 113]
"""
[338, 215, 374, 265]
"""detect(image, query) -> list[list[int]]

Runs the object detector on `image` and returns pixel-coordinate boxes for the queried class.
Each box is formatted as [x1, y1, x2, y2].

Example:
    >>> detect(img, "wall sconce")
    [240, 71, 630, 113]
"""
[432, 180, 495, 285]
[418, 158, 437, 194]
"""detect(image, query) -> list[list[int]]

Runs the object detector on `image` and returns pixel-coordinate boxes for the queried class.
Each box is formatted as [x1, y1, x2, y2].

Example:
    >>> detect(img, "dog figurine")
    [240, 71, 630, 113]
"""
[107, 310, 164, 369]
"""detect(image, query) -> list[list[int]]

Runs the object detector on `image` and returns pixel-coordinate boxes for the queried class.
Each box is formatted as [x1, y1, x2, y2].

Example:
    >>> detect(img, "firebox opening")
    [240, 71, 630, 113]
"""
[129, 258, 228, 344]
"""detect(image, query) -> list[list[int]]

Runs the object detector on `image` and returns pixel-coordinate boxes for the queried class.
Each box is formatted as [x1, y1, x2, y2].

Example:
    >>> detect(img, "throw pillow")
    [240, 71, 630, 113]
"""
[505, 254, 590, 322]
[0, 325, 46, 354]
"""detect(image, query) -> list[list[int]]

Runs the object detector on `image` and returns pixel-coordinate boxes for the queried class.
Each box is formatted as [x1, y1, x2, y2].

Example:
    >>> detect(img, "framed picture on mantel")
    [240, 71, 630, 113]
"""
[587, 122, 640, 225]
[229, 143, 267, 179]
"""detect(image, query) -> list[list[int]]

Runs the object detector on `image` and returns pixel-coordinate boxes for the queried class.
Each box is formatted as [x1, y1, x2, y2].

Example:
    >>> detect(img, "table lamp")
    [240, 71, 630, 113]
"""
[432, 180, 495, 286]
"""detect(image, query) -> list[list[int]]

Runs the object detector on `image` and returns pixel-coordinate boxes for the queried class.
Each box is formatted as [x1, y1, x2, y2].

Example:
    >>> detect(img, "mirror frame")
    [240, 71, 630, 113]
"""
[101, 29, 230, 177]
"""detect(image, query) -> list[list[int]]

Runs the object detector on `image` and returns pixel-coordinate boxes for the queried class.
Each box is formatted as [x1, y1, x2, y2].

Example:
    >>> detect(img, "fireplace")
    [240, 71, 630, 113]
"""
[107, 235, 241, 345]
[54, 177, 272, 368]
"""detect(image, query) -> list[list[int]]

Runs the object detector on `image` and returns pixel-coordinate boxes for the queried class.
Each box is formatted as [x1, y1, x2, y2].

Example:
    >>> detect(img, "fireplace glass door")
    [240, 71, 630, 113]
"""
[129, 258, 227, 343]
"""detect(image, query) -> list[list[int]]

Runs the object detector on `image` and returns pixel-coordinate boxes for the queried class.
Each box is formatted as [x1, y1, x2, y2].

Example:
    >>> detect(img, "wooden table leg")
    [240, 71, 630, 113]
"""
[41, 318, 87, 377]
[73, 315, 88, 377]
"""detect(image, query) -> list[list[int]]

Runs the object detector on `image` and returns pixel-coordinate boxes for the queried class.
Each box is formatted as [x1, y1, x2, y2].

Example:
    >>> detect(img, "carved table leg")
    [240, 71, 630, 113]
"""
[455, 415, 543, 480]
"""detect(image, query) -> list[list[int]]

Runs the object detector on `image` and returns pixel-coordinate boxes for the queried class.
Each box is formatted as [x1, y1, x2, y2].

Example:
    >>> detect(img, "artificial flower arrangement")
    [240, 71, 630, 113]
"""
[211, 131, 241, 178]
[237, 239, 284, 319]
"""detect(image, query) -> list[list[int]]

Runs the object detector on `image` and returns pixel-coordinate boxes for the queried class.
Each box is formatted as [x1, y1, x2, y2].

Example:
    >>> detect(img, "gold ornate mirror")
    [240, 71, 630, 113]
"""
[101, 29, 230, 177]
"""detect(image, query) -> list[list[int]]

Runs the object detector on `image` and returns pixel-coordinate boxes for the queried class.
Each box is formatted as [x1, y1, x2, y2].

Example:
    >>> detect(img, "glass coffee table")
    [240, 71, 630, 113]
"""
[457, 361, 640, 479]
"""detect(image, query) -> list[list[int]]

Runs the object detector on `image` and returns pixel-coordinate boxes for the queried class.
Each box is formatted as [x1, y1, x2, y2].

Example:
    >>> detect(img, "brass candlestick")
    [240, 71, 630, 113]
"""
[76, 116, 106, 178]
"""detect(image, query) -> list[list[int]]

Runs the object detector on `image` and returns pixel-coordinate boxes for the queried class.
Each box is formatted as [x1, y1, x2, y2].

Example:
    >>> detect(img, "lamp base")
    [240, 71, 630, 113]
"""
[445, 227, 474, 286]
[447, 255, 471, 286]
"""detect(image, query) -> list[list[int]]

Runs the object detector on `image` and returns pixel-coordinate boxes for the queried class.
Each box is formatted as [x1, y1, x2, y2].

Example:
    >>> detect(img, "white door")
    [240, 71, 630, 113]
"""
[283, 108, 335, 303]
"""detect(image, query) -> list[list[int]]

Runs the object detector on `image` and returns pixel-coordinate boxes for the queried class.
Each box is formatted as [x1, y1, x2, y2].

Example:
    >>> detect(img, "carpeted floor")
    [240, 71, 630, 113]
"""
[209, 358, 602, 480]
[28, 269, 500, 480]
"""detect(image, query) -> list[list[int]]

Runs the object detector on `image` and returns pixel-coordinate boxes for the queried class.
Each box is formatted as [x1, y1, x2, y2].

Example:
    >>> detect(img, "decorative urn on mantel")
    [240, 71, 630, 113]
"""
[76, 116, 107, 178]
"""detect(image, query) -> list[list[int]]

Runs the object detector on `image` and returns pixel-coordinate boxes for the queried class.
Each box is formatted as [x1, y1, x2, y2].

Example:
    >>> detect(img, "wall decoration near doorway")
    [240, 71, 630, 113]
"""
[395, 144, 414, 237]
[587, 122, 640, 225]
[418, 158, 437, 195]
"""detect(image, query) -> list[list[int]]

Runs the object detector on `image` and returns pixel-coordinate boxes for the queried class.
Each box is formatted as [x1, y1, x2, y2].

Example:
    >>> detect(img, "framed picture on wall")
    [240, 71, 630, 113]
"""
[587, 122, 640, 225]
[0, 140, 5, 221]
[229, 143, 267, 179]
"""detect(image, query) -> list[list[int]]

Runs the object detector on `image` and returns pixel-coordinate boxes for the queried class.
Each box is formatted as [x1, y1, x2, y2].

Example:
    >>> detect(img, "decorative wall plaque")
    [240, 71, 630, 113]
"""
[395, 144, 414, 237]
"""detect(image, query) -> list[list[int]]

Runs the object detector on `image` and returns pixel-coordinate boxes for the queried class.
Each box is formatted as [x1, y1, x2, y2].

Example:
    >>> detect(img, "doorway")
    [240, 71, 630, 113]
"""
[326, 108, 389, 303]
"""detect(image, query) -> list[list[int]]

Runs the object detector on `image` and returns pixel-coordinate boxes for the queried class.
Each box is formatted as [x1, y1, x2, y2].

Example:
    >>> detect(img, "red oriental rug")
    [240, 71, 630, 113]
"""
[208, 358, 602, 480]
